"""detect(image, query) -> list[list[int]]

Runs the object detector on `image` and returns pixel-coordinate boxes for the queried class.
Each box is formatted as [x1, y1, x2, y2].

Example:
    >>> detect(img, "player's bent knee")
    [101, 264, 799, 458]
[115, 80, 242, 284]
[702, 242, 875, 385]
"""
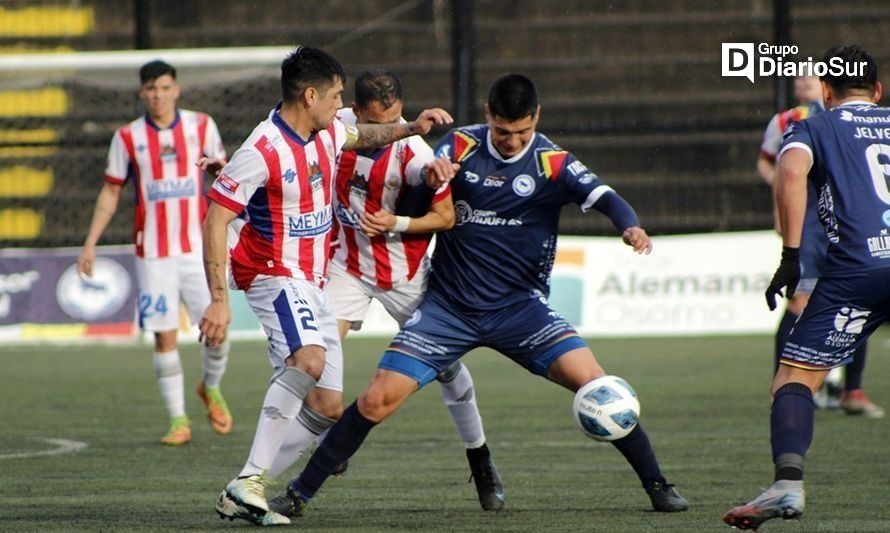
[288, 344, 327, 380]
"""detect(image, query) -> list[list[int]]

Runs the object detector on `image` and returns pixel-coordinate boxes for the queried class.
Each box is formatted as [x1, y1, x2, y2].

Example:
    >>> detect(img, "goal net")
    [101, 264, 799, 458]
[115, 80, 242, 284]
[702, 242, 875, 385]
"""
[0, 46, 292, 248]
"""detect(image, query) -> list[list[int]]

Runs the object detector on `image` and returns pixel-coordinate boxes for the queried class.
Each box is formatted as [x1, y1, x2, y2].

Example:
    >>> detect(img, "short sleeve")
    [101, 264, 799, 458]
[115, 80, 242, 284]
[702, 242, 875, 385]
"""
[558, 153, 610, 210]
[104, 128, 131, 185]
[202, 115, 226, 160]
[403, 135, 436, 187]
[208, 146, 268, 214]
[778, 119, 814, 162]
[329, 117, 352, 158]
[760, 113, 783, 162]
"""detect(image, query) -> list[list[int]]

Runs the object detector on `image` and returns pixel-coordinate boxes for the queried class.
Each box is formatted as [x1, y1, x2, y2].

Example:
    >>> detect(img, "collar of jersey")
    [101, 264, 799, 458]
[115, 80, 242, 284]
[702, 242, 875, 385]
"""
[144, 110, 180, 131]
[838, 100, 876, 107]
[271, 102, 315, 146]
[486, 128, 536, 163]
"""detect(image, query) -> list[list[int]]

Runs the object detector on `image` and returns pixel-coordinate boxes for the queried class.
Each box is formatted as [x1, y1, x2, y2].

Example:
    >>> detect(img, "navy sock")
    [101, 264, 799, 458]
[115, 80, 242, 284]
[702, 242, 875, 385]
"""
[844, 343, 868, 391]
[774, 310, 798, 375]
[290, 402, 376, 501]
[610, 424, 665, 492]
[770, 382, 813, 481]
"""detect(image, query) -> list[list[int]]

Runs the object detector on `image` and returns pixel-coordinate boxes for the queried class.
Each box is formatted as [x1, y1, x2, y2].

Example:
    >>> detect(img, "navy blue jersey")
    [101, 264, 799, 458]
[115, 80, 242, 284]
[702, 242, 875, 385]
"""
[781, 102, 890, 273]
[428, 124, 621, 310]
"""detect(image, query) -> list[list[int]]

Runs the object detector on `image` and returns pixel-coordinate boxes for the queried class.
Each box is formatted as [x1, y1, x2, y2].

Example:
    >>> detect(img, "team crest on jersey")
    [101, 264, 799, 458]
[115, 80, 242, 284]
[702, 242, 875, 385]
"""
[307, 163, 324, 191]
[536, 149, 568, 181]
[512, 174, 536, 197]
[160, 143, 177, 162]
[348, 171, 369, 198]
[452, 131, 479, 162]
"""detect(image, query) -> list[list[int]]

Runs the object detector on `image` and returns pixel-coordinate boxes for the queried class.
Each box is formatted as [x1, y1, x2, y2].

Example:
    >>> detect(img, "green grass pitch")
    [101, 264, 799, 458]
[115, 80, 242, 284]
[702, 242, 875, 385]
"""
[1, 331, 889, 531]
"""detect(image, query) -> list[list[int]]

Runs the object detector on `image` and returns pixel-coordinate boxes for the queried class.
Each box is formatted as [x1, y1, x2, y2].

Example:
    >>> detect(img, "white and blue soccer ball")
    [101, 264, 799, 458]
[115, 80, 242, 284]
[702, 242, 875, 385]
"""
[572, 375, 640, 442]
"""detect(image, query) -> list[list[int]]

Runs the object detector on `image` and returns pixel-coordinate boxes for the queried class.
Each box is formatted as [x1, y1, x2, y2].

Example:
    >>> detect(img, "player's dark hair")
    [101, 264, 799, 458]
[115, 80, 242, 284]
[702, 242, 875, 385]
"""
[281, 46, 346, 103]
[820, 45, 877, 97]
[354, 70, 403, 110]
[487, 74, 538, 121]
[139, 60, 176, 83]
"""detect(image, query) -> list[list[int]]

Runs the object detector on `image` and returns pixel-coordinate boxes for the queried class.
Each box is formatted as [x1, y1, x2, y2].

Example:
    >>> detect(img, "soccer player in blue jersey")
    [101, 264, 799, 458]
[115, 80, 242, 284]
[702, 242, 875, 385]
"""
[759, 77, 882, 417]
[265, 73, 689, 520]
[724, 45, 890, 530]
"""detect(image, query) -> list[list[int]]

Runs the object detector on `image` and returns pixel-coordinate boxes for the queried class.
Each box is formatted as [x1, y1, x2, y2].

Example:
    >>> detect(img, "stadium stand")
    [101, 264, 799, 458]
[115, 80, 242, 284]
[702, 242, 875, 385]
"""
[1, 0, 889, 247]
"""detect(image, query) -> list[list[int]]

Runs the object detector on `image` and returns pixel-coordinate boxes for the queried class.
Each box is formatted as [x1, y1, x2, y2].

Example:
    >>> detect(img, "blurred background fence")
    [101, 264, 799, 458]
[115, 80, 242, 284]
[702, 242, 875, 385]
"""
[2, 0, 890, 249]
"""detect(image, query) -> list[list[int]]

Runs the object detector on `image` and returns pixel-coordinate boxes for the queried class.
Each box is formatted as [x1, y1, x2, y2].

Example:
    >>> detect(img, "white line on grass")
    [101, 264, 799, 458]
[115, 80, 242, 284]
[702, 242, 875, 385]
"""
[0, 438, 88, 460]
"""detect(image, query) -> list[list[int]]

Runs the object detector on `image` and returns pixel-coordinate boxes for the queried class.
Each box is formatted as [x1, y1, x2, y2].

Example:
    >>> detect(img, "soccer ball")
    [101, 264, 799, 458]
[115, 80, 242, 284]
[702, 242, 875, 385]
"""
[572, 375, 640, 442]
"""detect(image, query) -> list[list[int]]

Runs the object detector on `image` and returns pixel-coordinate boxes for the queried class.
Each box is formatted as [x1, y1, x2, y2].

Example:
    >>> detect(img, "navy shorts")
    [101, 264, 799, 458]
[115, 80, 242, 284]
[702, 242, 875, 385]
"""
[782, 269, 890, 369]
[379, 289, 587, 387]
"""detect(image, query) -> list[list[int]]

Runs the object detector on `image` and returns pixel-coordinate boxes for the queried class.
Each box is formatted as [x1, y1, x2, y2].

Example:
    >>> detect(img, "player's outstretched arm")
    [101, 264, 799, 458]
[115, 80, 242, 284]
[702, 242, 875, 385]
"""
[359, 192, 455, 237]
[77, 182, 123, 277]
[199, 202, 239, 347]
[345, 108, 453, 151]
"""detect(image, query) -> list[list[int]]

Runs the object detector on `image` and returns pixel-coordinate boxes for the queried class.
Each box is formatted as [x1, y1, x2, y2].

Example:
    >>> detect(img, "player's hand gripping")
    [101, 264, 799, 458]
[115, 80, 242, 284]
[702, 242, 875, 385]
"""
[622, 226, 653, 255]
[359, 209, 395, 237]
[423, 157, 460, 188]
[409, 108, 454, 136]
[764, 246, 800, 311]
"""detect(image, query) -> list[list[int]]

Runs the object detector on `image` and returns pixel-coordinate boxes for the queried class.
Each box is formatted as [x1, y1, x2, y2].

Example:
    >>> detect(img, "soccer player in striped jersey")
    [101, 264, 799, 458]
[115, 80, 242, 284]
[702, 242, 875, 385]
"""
[77, 60, 232, 447]
[263, 70, 503, 513]
[199, 47, 455, 526]
[277, 73, 689, 519]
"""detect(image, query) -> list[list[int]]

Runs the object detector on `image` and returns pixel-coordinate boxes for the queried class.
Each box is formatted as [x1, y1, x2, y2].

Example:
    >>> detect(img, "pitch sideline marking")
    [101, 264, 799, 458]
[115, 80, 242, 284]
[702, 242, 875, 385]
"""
[0, 438, 88, 459]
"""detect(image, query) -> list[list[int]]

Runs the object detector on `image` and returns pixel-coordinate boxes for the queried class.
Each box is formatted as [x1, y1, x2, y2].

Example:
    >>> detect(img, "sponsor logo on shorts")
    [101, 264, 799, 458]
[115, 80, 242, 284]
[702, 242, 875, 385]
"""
[825, 306, 871, 348]
[404, 309, 422, 327]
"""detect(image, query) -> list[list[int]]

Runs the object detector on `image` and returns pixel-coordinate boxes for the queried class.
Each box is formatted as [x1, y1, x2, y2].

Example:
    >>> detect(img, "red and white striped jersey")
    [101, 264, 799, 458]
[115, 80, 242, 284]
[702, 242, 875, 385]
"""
[331, 108, 446, 290]
[208, 106, 349, 290]
[105, 109, 225, 259]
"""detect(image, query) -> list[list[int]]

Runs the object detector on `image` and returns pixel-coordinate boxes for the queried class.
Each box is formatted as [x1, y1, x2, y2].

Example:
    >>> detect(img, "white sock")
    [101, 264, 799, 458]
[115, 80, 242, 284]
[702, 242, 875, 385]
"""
[239, 367, 316, 478]
[154, 349, 186, 420]
[202, 340, 230, 388]
[439, 362, 486, 449]
[268, 420, 318, 479]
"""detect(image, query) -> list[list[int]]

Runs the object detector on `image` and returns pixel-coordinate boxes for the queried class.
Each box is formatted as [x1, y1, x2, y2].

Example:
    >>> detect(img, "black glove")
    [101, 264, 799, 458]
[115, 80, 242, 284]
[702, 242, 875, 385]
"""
[764, 246, 800, 311]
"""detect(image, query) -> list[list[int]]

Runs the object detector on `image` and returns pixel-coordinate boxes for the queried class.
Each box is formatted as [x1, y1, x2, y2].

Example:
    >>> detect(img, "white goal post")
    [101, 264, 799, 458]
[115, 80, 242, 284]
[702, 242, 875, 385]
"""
[0, 46, 294, 72]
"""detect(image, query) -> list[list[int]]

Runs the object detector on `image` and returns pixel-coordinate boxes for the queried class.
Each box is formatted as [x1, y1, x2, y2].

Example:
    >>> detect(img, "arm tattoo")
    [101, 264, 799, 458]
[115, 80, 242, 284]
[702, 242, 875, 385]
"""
[347, 123, 414, 150]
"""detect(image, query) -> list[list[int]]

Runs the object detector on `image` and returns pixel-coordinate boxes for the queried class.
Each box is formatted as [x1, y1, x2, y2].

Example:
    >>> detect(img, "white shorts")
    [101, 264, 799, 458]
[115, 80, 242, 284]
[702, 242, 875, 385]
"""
[245, 275, 343, 391]
[135, 253, 210, 332]
[326, 261, 427, 331]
